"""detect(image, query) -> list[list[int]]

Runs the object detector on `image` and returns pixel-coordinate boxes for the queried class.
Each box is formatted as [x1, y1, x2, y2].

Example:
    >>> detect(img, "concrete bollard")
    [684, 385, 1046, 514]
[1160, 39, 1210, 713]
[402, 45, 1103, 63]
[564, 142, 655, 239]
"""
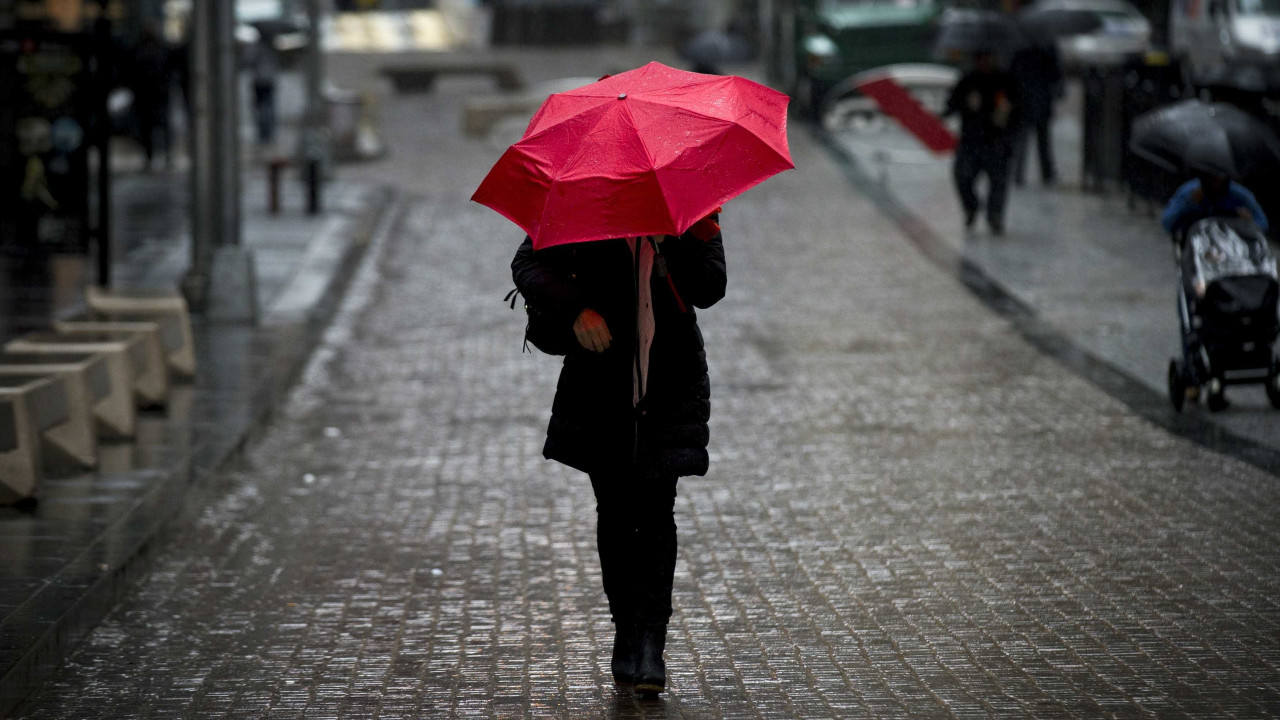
[0, 374, 71, 503]
[0, 352, 113, 469]
[84, 286, 196, 378]
[12, 329, 164, 409]
[53, 321, 170, 408]
[0, 399, 15, 454]
[5, 336, 142, 438]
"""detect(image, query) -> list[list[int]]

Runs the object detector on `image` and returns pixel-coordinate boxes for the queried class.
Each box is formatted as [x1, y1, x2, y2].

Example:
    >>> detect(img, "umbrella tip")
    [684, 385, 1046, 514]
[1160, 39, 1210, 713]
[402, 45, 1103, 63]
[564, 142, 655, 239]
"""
[618, 93, 627, 99]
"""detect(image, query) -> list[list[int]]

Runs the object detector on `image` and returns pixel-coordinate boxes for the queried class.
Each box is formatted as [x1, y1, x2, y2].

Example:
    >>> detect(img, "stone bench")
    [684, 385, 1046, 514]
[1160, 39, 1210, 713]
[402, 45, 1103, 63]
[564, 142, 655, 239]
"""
[462, 76, 595, 138]
[380, 59, 524, 93]
[5, 334, 145, 438]
[53, 321, 171, 409]
[84, 287, 196, 379]
[0, 374, 70, 503]
[0, 352, 113, 469]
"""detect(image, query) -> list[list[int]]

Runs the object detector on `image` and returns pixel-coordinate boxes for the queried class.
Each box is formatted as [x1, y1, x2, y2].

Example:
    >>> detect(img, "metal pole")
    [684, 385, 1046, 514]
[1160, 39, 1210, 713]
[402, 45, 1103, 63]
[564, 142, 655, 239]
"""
[183, 0, 248, 315]
[182, 0, 217, 309]
[93, 3, 112, 287]
[215, 0, 241, 246]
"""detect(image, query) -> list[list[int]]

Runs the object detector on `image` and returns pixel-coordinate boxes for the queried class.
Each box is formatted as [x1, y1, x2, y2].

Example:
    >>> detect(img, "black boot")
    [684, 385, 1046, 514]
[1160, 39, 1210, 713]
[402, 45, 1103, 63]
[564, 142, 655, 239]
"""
[611, 621, 639, 685]
[633, 623, 667, 697]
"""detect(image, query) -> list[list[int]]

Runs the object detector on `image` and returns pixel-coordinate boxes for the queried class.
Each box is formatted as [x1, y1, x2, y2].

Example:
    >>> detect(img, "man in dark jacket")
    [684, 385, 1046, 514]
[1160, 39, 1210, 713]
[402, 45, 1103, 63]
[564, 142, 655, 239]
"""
[129, 27, 172, 170]
[1010, 43, 1063, 186]
[944, 51, 1020, 235]
[511, 212, 726, 696]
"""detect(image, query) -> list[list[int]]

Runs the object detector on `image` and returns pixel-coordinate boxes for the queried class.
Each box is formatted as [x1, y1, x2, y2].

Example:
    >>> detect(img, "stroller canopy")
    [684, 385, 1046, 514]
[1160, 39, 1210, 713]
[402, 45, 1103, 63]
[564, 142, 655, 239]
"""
[1186, 217, 1278, 290]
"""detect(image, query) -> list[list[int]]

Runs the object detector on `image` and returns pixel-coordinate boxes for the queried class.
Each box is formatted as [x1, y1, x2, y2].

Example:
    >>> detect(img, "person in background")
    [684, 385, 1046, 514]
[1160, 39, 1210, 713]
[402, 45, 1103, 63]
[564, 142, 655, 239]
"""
[1009, 41, 1062, 187]
[1161, 168, 1269, 237]
[944, 50, 1020, 235]
[248, 32, 281, 147]
[128, 26, 172, 171]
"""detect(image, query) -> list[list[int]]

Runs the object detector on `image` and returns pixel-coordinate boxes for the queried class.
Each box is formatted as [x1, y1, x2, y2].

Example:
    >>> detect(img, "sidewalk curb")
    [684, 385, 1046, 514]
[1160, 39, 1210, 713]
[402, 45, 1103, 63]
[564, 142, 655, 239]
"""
[0, 188, 403, 719]
[814, 125, 1280, 479]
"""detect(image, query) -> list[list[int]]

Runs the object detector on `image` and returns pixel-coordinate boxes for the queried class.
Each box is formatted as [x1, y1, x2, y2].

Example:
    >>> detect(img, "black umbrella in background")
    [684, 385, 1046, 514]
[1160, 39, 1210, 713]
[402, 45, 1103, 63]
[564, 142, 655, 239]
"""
[1129, 99, 1280, 178]
[1016, 5, 1103, 46]
[933, 9, 1026, 60]
[1196, 58, 1280, 97]
[681, 30, 753, 74]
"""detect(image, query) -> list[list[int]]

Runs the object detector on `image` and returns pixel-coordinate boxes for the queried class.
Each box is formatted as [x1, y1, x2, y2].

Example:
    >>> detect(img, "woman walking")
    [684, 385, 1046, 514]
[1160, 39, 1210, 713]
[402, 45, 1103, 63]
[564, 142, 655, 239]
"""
[511, 217, 726, 695]
[473, 62, 791, 697]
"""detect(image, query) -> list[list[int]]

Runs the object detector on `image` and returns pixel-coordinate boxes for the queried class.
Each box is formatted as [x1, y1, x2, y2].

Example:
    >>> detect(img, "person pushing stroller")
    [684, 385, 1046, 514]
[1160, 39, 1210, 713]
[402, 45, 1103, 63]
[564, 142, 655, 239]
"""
[1161, 154, 1280, 411]
[1161, 161, 1268, 239]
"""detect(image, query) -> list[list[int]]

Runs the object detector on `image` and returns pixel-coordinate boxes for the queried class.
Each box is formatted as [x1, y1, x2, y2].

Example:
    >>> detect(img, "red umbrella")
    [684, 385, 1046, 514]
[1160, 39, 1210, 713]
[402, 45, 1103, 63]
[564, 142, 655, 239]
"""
[471, 61, 794, 250]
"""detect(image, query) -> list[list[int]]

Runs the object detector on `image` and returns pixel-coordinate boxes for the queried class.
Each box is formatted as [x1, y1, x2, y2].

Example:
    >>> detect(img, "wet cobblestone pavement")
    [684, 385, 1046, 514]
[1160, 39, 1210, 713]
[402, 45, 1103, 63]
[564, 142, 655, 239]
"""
[14, 52, 1280, 718]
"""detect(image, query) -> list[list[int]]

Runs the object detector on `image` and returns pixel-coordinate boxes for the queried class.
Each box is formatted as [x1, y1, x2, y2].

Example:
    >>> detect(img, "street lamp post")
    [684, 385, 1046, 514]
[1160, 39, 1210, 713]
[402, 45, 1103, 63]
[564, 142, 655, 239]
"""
[182, 0, 257, 323]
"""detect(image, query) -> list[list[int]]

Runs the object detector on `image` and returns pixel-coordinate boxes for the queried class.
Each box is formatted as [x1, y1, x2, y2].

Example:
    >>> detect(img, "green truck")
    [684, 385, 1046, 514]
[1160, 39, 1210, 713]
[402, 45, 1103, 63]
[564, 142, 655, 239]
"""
[761, 0, 949, 115]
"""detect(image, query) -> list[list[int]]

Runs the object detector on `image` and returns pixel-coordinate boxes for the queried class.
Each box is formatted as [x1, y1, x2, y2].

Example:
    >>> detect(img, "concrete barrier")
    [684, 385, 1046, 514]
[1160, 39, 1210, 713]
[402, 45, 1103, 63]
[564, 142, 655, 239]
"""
[0, 352, 112, 469]
[0, 374, 70, 503]
[0, 399, 15, 454]
[4, 337, 142, 438]
[53, 321, 171, 408]
[84, 287, 196, 378]
[10, 329, 164, 409]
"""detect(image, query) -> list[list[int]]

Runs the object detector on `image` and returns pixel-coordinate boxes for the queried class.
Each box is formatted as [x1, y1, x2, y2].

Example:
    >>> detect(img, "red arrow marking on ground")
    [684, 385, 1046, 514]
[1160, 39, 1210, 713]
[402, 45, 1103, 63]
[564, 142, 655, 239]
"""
[856, 76, 957, 155]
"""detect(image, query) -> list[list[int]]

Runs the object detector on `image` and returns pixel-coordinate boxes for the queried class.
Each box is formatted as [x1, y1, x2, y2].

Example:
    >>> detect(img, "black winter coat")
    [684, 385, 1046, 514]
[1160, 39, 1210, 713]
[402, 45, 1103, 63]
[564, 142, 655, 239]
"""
[945, 69, 1020, 151]
[512, 226, 727, 478]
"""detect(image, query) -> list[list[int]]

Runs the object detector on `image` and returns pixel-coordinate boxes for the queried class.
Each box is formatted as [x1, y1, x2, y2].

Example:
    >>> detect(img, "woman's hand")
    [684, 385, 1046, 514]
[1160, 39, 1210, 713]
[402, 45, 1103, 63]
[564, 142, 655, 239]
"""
[574, 308, 612, 352]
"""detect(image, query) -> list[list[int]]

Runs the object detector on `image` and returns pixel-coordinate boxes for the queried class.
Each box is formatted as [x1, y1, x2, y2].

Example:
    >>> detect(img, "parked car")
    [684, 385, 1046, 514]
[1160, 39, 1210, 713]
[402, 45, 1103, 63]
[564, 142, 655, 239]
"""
[1033, 0, 1152, 69]
[762, 0, 947, 115]
[1171, 0, 1280, 84]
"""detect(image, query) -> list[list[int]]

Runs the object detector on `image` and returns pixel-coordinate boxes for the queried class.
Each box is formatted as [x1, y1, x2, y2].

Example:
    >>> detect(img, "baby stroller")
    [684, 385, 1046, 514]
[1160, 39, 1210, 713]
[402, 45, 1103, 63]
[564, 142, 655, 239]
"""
[1168, 216, 1280, 412]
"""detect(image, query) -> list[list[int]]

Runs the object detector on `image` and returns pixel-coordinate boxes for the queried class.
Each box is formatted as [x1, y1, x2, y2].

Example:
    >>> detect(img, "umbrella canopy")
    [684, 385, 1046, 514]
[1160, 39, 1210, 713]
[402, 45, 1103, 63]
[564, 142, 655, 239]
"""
[1128, 99, 1280, 178]
[472, 62, 794, 250]
[1196, 58, 1280, 97]
[934, 9, 1026, 58]
[1016, 5, 1103, 45]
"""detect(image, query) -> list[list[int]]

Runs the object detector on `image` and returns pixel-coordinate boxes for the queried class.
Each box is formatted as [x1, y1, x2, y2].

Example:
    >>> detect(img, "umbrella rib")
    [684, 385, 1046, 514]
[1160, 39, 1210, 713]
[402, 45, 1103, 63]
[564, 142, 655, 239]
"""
[624, 91, 744, 126]
[544, 101, 630, 183]
[531, 101, 644, 241]
[617, 101, 678, 233]
[625, 92, 791, 165]
[521, 96, 616, 144]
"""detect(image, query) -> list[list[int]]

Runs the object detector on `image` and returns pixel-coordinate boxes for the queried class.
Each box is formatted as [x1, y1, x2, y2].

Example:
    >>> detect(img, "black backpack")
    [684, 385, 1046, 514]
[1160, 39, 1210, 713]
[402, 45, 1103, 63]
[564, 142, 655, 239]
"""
[504, 288, 575, 355]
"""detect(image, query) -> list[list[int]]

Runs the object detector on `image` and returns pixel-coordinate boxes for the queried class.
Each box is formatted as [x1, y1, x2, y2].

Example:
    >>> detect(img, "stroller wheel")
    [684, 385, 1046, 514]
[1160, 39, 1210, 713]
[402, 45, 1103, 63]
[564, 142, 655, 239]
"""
[1168, 359, 1186, 413]
[1207, 378, 1229, 412]
[1267, 355, 1280, 410]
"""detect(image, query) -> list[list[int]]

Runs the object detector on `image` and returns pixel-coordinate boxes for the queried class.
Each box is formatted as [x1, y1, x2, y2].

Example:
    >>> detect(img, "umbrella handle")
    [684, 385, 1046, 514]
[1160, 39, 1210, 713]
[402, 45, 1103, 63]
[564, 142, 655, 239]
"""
[649, 237, 689, 314]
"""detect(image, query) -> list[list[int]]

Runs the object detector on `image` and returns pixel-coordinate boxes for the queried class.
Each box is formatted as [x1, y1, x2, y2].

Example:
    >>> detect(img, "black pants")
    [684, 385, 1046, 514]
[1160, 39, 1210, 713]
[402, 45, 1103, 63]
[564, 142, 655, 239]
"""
[954, 143, 1011, 227]
[133, 100, 169, 168]
[589, 470, 678, 627]
[1013, 116, 1056, 185]
[253, 82, 277, 145]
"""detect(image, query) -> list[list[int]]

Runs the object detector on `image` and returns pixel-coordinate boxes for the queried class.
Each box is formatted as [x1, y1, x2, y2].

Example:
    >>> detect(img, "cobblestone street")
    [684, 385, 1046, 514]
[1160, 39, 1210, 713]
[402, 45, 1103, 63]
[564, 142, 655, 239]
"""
[14, 51, 1280, 718]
